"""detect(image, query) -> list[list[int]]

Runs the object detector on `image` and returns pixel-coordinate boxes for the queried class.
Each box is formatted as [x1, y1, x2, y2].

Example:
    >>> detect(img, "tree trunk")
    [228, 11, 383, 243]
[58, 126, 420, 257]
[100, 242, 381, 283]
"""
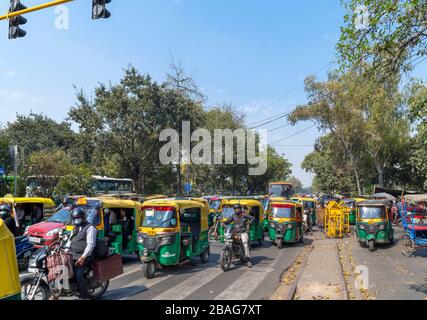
[376, 163, 385, 187]
[353, 166, 362, 196]
[177, 164, 182, 195]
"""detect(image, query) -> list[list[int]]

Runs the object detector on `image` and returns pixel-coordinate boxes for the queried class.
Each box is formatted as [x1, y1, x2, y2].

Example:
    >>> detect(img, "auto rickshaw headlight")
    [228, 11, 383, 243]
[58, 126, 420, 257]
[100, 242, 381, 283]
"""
[270, 222, 277, 228]
[159, 235, 174, 246]
[137, 234, 145, 244]
[286, 224, 294, 229]
[378, 224, 385, 230]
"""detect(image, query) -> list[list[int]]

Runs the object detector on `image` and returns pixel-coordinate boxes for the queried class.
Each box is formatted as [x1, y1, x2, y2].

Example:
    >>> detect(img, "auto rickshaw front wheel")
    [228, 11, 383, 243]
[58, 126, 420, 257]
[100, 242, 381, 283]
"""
[277, 238, 283, 249]
[143, 261, 157, 279]
[368, 240, 375, 252]
[401, 234, 415, 257]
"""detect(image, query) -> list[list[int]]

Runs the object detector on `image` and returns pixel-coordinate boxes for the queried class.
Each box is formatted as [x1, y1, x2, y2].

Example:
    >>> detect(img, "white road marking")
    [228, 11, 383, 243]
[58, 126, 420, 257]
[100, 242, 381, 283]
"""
[214, 252, 283, 300]
[151, 265, 222, 300]
[118, 275, 173, 300]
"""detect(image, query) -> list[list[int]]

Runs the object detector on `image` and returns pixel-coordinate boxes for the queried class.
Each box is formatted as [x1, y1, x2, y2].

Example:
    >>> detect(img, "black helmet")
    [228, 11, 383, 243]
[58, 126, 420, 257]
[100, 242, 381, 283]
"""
[71, 208, 86, 226]
[0, 204, 11, 219]
[233, 204, 243, 213]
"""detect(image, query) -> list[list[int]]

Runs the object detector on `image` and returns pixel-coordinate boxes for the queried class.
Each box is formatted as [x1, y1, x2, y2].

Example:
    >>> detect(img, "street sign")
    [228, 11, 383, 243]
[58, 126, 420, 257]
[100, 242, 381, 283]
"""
[184, 182, 192, 194]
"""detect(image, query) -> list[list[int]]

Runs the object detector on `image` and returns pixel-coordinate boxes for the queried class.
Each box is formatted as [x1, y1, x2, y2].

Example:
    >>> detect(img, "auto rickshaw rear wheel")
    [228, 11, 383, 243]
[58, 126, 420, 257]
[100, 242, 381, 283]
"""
[143, 261, 157, 279]
[401, 234, 415, 257]
[200, 247, 210, 264]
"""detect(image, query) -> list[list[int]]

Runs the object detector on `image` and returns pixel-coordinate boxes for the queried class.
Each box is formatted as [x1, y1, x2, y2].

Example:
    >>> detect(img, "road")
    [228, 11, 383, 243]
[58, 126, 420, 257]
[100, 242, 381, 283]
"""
[101, 238, 306, 300]
[339, 227, 427, 300]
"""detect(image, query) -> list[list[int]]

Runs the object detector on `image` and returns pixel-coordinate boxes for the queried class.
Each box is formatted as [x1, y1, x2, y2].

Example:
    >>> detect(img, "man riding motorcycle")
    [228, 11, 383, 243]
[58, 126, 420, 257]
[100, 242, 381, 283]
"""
[223, 204, 255, 268]
[64, 207, 97, 300]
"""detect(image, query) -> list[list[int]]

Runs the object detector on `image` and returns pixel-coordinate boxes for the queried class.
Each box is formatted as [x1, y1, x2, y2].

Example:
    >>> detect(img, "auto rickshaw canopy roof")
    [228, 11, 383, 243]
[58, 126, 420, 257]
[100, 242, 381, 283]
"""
[221, 199, 263, 208]
[270, 200, 303, 208]
[83, 197, 142, 209]
[356, 200, 391, 207]
[0, 197, 55, 208]
[0, 219, 21, 299]
[291, 197, 317, 202]
[142, 197, 209, 211]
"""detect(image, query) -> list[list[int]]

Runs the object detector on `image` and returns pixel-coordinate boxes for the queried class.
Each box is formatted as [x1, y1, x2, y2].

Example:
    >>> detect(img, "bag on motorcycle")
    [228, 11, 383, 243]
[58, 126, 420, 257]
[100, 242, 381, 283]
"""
[93, 254, 123, 282]
[47, 251, 74, 282]
[94, 238, 109, 259]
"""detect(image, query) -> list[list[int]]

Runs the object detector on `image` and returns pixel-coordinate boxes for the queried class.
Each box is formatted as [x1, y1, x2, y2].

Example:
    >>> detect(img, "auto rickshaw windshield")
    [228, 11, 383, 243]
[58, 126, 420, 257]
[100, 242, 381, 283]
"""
[272, 206, 294, 218]
[221, 205, 248, 219]
[142, 207, 177, 228]
[72, 201, 101, 225]
[359, 206, 386, 219]
[209, 200, 221, 210]
[303, 201, 315, 209]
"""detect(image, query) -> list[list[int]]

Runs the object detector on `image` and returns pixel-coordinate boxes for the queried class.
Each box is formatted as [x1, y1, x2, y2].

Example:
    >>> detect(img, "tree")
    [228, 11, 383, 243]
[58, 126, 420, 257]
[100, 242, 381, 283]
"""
[26, 149, 74, 197]
[338, 0, 427, 75]
[69, 66, 205, 194]
[288, 176, 303, 193]
[55, 166, 96, 199]
[5, 113, 75, 159]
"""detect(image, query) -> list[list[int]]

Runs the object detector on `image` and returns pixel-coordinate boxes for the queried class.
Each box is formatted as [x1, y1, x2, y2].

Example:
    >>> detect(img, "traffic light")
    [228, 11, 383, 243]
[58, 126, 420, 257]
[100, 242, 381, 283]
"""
[92, 0, 111, 20]
[8, 0, 27, 39]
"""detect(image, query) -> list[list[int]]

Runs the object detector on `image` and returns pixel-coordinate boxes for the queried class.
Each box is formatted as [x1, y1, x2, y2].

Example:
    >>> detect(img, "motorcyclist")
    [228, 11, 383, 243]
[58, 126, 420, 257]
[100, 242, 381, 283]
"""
[65, 207, 97, 300]
[0, 204, 18, 237]
[223, 204, 255, 268]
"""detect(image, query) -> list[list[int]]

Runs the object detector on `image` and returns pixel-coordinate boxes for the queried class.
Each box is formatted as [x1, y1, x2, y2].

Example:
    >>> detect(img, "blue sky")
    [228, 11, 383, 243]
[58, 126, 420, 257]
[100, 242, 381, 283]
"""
[0, 0, 426, 187]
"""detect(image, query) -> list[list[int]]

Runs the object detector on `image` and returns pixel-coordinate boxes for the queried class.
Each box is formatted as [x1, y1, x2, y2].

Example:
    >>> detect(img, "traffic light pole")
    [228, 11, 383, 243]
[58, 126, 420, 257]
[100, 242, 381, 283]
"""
[0, 0, 74, 21]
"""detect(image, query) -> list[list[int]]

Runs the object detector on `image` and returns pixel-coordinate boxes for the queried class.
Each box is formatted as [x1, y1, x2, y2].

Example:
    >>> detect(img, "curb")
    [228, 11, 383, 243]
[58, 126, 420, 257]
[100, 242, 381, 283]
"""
[334, 240, 349, 300]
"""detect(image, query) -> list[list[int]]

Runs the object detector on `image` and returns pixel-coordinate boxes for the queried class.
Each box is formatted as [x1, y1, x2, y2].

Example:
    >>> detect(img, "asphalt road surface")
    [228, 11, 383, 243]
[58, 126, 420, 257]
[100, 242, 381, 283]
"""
[101, 237, 306, 300]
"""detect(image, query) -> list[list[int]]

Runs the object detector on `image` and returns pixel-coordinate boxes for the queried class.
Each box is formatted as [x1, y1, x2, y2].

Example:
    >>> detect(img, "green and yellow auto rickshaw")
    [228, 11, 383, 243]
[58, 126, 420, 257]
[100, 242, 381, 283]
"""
[138, 197, 211, 279]
[0, 197, 55, 236]
[340, 198, 365, 225]
[291, 197, 317, 228]
[218, 199, 264, 246]
[0, 219, 21, 300]
[263, 197, 288, 232]
[66, 197, 142, 256]
[356, 200, 394, 251]
[268, 201, 304, 248]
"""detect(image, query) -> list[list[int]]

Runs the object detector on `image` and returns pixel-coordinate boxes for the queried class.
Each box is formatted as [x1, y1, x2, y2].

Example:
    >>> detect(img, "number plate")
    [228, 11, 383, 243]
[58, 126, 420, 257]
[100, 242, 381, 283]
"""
[29, 237, 42, 244]
[28, 268, 39, 273]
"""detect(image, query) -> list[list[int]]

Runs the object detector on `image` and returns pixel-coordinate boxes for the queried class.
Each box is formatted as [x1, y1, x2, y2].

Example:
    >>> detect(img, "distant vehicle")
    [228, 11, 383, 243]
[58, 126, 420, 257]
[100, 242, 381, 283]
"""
[26, 175, 135, 196]
[268, 182, 295, 199]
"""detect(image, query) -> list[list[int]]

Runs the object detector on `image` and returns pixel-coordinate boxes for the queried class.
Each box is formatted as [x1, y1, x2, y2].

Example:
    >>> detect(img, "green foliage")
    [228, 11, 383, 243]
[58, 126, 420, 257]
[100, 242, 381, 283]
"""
[338, 0, 427, 75]
[55, 166, 96, 198]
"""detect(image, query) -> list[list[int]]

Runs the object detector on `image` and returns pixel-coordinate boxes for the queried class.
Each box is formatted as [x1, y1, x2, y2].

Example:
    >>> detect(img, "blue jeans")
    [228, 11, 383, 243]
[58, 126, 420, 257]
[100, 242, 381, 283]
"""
[73, 260, 89, 299]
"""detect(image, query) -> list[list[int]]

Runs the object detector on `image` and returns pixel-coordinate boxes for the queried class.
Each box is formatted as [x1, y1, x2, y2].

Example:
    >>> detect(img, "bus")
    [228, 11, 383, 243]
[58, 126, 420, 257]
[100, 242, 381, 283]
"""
[26, 175, 135, 197]
[268, 182, 295, 199]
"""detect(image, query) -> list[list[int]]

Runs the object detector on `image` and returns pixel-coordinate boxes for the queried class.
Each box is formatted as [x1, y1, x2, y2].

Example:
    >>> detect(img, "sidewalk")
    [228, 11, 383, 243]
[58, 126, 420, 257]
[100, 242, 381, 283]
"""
[294, 236, 347, 300]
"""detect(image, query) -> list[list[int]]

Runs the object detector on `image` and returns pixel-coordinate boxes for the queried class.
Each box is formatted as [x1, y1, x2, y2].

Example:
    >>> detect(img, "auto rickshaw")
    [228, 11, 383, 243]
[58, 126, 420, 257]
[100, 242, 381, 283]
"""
[218, 199, 264, 246]
[340, 198, 365, 224]
[263, 197, 288, 232]
[356, 200, 394, 251]
[65, 197, 142, 256]
[268, 201, 304, 247]
[0, 219, 21, 300]
[138, 197, 211, 278]
[0, 197, 55, 236]
[291, 197, 317, 229]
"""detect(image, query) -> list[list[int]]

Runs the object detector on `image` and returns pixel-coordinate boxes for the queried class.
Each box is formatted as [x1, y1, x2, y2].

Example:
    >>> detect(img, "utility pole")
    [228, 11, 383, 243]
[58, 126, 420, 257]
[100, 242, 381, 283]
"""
[13, 145, 18, 197]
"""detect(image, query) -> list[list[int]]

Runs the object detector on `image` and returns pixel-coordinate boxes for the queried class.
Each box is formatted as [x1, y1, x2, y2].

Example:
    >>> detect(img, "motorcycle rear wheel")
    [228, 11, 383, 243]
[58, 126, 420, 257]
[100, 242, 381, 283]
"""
[87, 280, 109, 300]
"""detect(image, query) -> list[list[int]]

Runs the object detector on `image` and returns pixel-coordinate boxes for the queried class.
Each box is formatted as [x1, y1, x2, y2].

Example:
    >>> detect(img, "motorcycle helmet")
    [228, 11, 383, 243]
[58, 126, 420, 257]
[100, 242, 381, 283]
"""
[0, 204, 11, 220]
[71, 207, 86, 227]
[233, 204, 243, 214]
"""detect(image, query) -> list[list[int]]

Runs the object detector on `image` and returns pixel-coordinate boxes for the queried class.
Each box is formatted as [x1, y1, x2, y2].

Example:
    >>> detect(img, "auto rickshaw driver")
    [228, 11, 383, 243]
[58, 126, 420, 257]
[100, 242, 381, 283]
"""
[223, 204, 255, 268]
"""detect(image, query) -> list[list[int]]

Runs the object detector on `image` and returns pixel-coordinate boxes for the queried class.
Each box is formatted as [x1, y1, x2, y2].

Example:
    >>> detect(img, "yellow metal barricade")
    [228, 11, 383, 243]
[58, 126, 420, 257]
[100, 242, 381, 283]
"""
[324, 201, 350, 238]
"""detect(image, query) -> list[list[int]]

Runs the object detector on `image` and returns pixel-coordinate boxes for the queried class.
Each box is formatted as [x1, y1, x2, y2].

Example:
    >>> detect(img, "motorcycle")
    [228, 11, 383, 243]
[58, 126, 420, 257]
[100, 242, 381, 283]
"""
[219, 224, 247, 271]
[208, 212, 221, 241]
[20, 232, 114, 300]
[15, 236, 36, 271]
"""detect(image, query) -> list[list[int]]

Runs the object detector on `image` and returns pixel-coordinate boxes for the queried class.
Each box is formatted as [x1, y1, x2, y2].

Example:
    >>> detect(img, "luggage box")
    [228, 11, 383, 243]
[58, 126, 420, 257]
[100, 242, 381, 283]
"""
[93, 254, 123, 281]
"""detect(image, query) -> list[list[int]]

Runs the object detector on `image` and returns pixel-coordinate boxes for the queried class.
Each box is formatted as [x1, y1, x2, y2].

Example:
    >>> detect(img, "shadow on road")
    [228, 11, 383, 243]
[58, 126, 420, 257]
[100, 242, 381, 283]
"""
[408, 278, 427, 294]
